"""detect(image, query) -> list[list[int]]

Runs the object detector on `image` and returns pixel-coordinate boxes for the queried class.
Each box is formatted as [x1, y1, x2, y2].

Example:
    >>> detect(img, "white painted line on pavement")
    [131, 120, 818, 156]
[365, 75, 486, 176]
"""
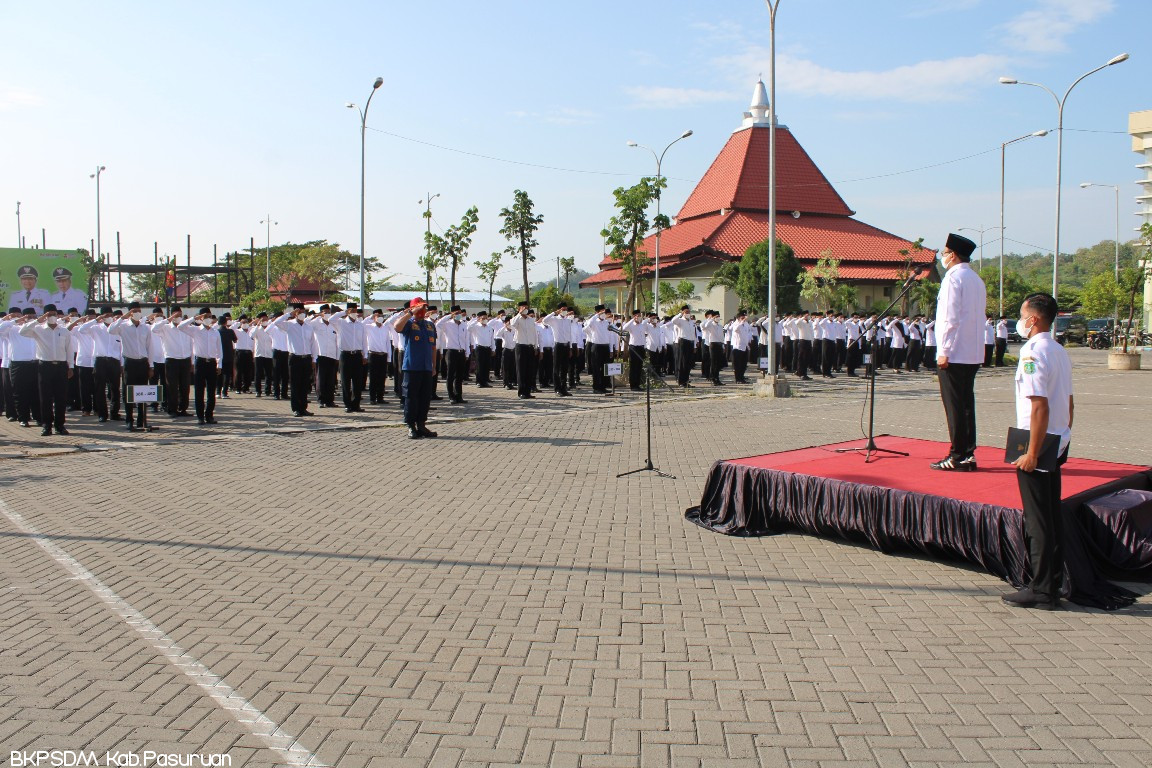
[0, 497, 329, 768]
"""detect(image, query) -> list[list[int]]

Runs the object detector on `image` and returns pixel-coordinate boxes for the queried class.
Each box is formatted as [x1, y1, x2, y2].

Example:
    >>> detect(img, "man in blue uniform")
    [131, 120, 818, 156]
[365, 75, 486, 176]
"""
[393, 296, 438, 439]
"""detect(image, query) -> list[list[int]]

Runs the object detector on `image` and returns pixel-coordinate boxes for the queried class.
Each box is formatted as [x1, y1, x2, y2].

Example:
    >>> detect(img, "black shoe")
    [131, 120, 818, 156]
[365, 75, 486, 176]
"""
[800, 375, 813, 381]
[205, 418, 218, 424]
[930, 455, 976, 472]
[299, 410, 314, 416]
[198, 418, 206, 425]
[477, 383, 492, 388]
[431, 394, 443, 400]
[56, 427, 69, 436]
[417, 425, 437, 438]
[518, 394, 534, 400]
[98, 416, 108, 423]
[713, 380, 724, 386]
[19, 421, 29, 428]
[630, 386, 642, 391]
[41, 427, 52, 436]
[557, 391, 572, 397]
[407, 426, 421, 439]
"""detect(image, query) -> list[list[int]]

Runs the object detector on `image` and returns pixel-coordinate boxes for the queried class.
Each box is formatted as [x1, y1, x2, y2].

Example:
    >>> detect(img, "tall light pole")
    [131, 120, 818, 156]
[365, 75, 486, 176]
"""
[627, 130, 692, 314]
[1080, 182, 1121, 334]
[958, 226, 999, 272]
[15, 201, 21, 248]
[89, 165, 106, 294]
[999, 130, 1048, 316]
[763, 0, 786, 394]
[260, 216, 278, 290]
[347, 76, 384, 308]
[999, 52, 1129, 299]
[418, 193, 440, 302]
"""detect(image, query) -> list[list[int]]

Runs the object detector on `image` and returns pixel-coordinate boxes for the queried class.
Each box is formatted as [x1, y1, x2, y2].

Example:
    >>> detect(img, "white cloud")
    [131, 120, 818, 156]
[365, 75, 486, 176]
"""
[719, 50, 1009, 104]
[622, 85, 736, 109]
[997, 0, 1115, 54]
[0, 85, 42, 110]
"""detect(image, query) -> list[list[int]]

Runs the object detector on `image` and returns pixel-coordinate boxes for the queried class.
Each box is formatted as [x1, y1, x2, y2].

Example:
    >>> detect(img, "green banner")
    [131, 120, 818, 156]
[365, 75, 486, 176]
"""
[0, 248, 90, 314]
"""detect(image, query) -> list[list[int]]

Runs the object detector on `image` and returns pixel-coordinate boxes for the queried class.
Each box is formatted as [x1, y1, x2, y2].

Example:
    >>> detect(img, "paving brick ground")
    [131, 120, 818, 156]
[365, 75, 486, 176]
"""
[1, 347, 1150, 767]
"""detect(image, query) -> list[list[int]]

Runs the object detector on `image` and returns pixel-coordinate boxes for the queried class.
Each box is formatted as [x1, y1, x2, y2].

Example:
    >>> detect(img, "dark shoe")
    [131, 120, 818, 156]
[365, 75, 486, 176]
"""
[930, 456, 976, 472]
[41, 427, 52, 436]
[407, 426, 421, 439]
[800, 376, 813, 381]
[19, 421, 29, 428]
[198, 418, 206, 425]
[299, 410, 314, 416]
[431, 394, 443, 400]
[630, 386, 642, 391]
[712, 380, 724, 386]
[417, 425, 437, 438]
[205, 418, 218, 424]
[518, 394, 534, 400]
[98, 416, 108, 423]
[56, 428, 69, 436]
[557, 391, 572, 397]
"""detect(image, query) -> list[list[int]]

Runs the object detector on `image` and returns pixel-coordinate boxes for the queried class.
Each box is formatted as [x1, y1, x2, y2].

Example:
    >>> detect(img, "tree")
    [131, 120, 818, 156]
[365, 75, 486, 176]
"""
[427, 206, 479, 308]
[658, 280, 697, 315]
[1116, 222, 1152, 353]
[832, 284, 858, 313]
[474, 251, 503, 314]
[559, 256, 577, 294]
[601, 177, 664, 313]
[798, 250, 840, 311]
[895, 238, 926, 315]
[978, 264, 1041, 318]
[532, 284, 581, 314]
[909, 278, 940, 316]
[499, 190, 543, 303]
[1078, 272, 1121, 321]
[232, 288, 285, 318]
[720, 238, 802, 314]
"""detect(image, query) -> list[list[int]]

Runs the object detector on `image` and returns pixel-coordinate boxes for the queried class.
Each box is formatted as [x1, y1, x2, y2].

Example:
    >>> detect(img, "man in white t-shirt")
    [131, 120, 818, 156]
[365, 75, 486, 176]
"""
[1002, 292, 1073, 611]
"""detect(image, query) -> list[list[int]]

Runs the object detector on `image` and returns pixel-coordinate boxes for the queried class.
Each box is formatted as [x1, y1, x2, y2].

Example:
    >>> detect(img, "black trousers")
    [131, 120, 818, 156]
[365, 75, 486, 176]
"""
[38, 361, 68, 430]
[234, 350, 254, 392]
[570, 345, 582, 386]
[165, 357, 191, 414]
[255, 357, 274, 395]
[0, 366, 12, 418]
[502, 348, 518, 388]
[446, 348, 467, 401]
[708, 342, 725, 383]
[492, 341, 503, 376]
[1019, 451, 1067, 599]
[340, 351, 365, 409]
[889, 346, 907, 371]
[150, 362, 166, 409]
[273, 349, 290, 399]
[701, 343, 711, 379]
[475, 346, 492, 386]
[317, 356, 338, 406]
[676, 340, 694, 386]
[821, 339, 835, 376]
[846, 340, 862, 375]
[289, 355, 312, 413]
[93, 356, 122, 419]
[994, 338, 1008, 367]
[907, 340, 923, 372]
[836, 339, 846, 370]
[589, 343, 610, 392]
[923, 344, 937, 370]
[193, 357, 217, 420]
[984, 344, 994, 367]
[68, 363, 80, 408]
[795, 340, 811, 378]
[732, 348, 748, 382]
[392, 348, 404, 396]
[538, 348, 553, 388]
[402, 370, 434, 426]
[515, 344, 535, 397]
[217, 355, 234, 396]
[938, 363, 979, 460]
[78, 365, 95, 413]
[627, 345, 645, 389]
[553, 345, 569, 394]
[123, 357, 150, 427]
[368, 353, 389, 402]
[9, 360, 40, 423]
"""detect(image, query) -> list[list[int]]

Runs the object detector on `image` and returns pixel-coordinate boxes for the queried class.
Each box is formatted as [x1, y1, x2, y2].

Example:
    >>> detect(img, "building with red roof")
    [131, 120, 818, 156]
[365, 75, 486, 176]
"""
[581, 81, 936, 316]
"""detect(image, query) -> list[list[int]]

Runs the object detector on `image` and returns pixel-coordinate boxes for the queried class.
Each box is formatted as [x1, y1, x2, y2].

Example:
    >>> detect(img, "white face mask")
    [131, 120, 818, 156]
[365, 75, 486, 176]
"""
[131, 312, 142, 321]
[348, 312, 359, 321]
[374, 317, 383, 325]
[261, 321, 269, 328]
[102, 317, 113, 325]
[241, 323, 249, 330]
[47, 317, 58, 327]
[203, 318, 215, 328]
[1015, 317, 1032, 339]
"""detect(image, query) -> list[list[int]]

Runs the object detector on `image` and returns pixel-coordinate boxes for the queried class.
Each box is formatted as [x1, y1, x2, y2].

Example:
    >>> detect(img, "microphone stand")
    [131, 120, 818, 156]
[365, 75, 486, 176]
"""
[836, 268, 926, 463]
[617, 324, 675, 479]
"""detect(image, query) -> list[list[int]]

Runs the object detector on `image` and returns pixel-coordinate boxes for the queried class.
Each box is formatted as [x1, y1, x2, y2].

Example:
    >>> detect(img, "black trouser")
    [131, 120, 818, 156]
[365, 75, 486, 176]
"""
[9, 360, 40, 423]
[994, 338, 1007, 367]
[628, 345, 645, 389]
[836, 340, 846, 371]
[492, 341, 503, 376]
[77, 365, 95, 413]
[701, 342, 711, 379]
[316, 356, 338, 406]
[392, 347, 404, 397]
[923, 345, 937, 370]
[502, 348, 517, 388]
[677, 339, 694, 386]
[193, 357, 217, 420]
[289, 355, 312, 413]
[216, 354, 234, 396]
[255, 357, 274, 395]
[795, 340, 811, 378]
[402, 370, 434, 427]
[938, 363, 979, 461]
[589, 343, 610, 392]
[165, 358, 191, 414]
[368, 352, 388, 402]
[553, 345, 569, 394]
[984, 344, 994, 367]
[445, 348, 466, 401]
[538, 348, 553, 388]
[907, 340, 922, 372]
[708, 342, 724, 383]
[846, 340, 862, 375]
[123, 357, 150, 427]
[821, 339, 835, 376]
[889, 346, 906, 370]
[340, 351, 365, 409]
[515, 344, 535, 397]
[1019, 450, 1067, 600]
[1, 366, 12, 418]
[93, 356, 122, 419]
[781, 338, 793, 371]
[273, 349, 290, 398]
[234, 350, 254, 392]
[150, 362, 165, 410]
[732, 348, 748, 382]
[475, 346, 492, 386]
[38, 361, 68, 431]
[68, 363, 80, 408]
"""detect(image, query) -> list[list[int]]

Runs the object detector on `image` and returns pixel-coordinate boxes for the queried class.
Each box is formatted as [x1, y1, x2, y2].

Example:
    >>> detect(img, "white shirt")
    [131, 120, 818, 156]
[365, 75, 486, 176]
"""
[644, 320, 664, 352]
[541, 312, 572, 345]
[79, 318, 121, 359]
[151, 318, 194, 359]
[925, 320, 936, 347]
[996, 319, 1009, 340]
[148, 324, 167, 364]
[935, 261, 987, 364]
[19, 320, 75, 364]
[494, 323, 515, 347]
[622, 318, 648, 347]
[309, 317, 340, 359]
[729, 320, 753, 352]
[468, 318, 495, 349]
[537, 323, 555, 349]
[670, 314, 695, 343]
[793, 317, 814, 342]
[508, 313, 538, 346]
[0, 319, 38, 362]
[108, 316, 153, 360]
[365, 319, 392, 356]
[269, 322, 289, 352]
[273, 315, 319, 359]
[177, 318, 223, 362]
[1015, 331, 1073, 456]
[251, 324, 275, 358]
[51, 289, 88, 314]
[233, 325, 255, 352]
[701, 318, 724, 344]
[984, 321, 996, 345]
[583, 314, 616, 346]
[436, 315, 471, 352]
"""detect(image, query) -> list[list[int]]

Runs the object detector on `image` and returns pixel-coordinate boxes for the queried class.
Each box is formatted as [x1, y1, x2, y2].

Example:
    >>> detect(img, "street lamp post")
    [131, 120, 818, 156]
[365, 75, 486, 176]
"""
[260, 216, 278, 290]
[89, 165, 106, 298]
[15, 201, 21, 248]
[999, 130, 1049, 316]
[418, 193, 440, 302]
[627, 130, 692, 314]
[347, 76, 384, 308]
[764, 0, 786, 394]
[958, 226, 998, 272]
[999, 52, 1129, 299]
[1080, 182, 1121, 340]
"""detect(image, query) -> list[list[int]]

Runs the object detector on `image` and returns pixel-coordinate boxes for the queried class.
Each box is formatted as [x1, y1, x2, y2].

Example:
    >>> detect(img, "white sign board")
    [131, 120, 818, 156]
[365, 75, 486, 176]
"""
[130, 385, 159, 403]
[863, 354, 872, 365]
[758, 357, 770, 370]
[605, 363, 623, 376]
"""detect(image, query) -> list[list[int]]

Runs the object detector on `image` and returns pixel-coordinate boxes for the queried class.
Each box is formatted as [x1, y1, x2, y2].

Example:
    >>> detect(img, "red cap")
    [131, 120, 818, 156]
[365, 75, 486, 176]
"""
[409, 296, 426, 308]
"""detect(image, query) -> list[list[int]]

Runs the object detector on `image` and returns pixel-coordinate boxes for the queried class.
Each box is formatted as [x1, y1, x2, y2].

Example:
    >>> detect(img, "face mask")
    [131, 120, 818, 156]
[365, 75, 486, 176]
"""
[1015, 317, 1032, 339]
[413, 308, 427, 319]
[297, 316, 307, 323]
[103, 317, 113, 325]
[204, 319, 215, 328]
[131, 312, 142, 321]
[348, 313, 359, 321]
[374, 318, 383, 325]
[47, 317, 58, 327]
[241, 324, 249, 330]
[261, 321, 269, 328]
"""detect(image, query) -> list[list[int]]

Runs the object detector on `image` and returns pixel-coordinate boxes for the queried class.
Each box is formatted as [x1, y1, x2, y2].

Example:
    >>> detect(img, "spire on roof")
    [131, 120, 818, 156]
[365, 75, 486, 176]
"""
[742, 79, 771, 128]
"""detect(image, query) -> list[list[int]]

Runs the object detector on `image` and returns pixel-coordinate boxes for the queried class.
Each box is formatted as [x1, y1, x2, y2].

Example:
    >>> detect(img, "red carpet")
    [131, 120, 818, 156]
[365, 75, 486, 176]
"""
[729, 436, 1147, 510]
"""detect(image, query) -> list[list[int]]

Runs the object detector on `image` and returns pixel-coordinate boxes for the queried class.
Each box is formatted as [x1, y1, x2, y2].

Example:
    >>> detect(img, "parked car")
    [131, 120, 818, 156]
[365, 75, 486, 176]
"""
[1052, 314, 1087, 345]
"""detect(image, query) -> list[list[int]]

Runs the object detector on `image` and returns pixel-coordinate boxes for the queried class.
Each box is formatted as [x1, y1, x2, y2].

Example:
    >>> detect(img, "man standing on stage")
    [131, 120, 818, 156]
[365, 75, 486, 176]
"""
[1002, 293, 1073, 611]
[931, 233, 986, 472]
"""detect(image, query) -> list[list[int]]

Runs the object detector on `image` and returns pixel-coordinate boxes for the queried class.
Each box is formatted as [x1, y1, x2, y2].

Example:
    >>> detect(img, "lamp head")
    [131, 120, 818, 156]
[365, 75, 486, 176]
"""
[1033, 130, 1049, 137]
[1107, 53, 1129, 66]
[626, 140, 638, 147]
[999, 77, 1017, 85]
[680, 130, 693, 139]
[372, 77, 384, 89]
[1079, 182, 1092, 188]
[345, 102, 355, 108]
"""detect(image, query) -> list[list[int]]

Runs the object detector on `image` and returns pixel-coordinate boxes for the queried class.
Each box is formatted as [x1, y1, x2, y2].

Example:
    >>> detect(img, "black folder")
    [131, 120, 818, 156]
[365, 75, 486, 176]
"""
[1004, 427, 1060, 472]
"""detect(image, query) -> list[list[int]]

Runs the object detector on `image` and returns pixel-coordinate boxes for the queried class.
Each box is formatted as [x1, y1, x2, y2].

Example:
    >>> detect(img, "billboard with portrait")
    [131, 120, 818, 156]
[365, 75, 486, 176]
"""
[0, 248, 90, 314]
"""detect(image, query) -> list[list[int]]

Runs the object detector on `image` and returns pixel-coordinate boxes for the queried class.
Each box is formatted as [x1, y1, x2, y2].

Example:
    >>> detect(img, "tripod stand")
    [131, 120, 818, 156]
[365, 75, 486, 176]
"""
[618, 348, 675, 479]
[836, 267, 927, 463]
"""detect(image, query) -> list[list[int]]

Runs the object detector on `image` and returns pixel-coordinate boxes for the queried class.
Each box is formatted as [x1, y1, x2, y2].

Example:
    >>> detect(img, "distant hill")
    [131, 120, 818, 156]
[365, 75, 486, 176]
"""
[498, 269, 601, 303]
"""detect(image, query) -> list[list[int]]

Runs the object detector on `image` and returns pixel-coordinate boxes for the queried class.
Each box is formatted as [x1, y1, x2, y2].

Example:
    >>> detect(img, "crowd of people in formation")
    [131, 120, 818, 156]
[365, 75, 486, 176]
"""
[0, 294, 1017, 439]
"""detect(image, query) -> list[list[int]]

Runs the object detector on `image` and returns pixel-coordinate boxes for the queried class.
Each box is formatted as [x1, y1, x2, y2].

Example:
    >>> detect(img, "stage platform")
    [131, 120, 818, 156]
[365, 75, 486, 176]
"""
[685, 436, 1152, 609]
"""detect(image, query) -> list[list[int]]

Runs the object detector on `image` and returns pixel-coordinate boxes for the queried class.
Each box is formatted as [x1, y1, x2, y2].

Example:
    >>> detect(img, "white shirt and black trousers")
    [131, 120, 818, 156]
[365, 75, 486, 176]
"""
[935, 262, 987, 462]
[511, 314, 539, 399]
[1014, 332, 1073, 605]
[178, 319, 220, 423]
[109, 317, 153, 429]
[18, 321, 73, 434]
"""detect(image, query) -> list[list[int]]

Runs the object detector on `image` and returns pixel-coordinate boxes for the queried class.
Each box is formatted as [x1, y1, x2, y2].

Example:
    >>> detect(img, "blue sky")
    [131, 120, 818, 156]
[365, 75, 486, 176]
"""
[1, 0, 1143, 290]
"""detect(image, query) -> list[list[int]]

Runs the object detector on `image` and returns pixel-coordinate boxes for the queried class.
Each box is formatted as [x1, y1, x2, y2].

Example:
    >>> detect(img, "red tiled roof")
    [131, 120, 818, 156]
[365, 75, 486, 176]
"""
[676, 126, 853, 221]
